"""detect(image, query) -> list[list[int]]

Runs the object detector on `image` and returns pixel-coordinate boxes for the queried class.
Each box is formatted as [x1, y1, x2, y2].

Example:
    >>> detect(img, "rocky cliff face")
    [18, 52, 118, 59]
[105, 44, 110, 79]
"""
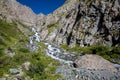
[0, 0, 37, 26]
[1, 0, 120, 46]
[36, 0, 79, 40]
[0, 0, 120, 80]
[37, 0, 120, 47]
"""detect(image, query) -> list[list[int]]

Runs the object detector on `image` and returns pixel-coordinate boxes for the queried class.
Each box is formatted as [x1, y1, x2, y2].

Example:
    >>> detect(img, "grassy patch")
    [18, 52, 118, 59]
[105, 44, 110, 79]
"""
[47, 22, 59, 33]
[27, 52, 60, 80]
[0, 20, 28, 77]
[61, 44, 120, 64]
[0, 20, 60, 79]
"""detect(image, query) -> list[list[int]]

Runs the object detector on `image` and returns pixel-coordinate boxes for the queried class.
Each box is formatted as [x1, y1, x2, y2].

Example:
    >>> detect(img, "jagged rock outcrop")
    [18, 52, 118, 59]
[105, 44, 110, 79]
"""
[37, 0, 79, 41]
[0, 0, 37, 26]
[37, 0, 120, 47]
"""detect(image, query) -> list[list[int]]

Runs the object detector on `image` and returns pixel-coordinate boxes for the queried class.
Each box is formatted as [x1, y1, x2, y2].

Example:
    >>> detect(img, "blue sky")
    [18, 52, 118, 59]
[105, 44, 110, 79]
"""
[17, 0, 66, 15]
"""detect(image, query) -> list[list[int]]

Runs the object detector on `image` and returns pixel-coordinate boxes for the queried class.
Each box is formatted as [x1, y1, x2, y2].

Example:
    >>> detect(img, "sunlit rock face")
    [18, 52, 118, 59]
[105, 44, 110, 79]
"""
[37, 0, 120, 47]
[74, 54, 116, 71]
[0, 0, 37, 26]
[36, 0, 79, 41]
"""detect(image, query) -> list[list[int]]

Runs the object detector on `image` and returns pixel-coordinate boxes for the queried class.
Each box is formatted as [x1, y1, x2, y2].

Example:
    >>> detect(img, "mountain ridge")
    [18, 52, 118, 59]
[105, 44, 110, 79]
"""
[0, 0, 38, 26]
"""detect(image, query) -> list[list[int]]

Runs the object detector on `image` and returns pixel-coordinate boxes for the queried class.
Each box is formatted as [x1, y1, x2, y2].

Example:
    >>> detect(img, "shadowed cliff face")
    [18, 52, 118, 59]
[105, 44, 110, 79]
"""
[0, 0, 39, 26]
[37, 0, 120, 47]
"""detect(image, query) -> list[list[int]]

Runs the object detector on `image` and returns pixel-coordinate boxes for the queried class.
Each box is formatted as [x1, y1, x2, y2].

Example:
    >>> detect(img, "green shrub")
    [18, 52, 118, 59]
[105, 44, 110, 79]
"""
[26, 52, 60, 79]
[39, 42, 47, 50]
[0, 37, 6, 45]
[28, 62, 45, 77]
[61, 44, 69, 50]
[61, 44, 120, 64]
[19, 48, 30, 53]
[47, 22, 59, 28]
[112, 46, 120, 54]
[0, 20, 28, 76]
[47, 22, 59, 33]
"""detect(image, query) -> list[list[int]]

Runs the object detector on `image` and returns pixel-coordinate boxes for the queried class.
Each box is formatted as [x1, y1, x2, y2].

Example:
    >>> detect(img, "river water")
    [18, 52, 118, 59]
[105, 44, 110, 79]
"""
[28, 27, 120, 80]
[29, 27, 74, 63]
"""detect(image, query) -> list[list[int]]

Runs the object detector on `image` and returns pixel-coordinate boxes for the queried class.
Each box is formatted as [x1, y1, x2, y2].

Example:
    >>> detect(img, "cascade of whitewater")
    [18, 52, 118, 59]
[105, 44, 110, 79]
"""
[32, 28, 41, 42]
[29, 27, 41, 44]
[28, 27, 120, 80]
[44, 42, 73, 63]
[28, 27, 73, 63]
[28, 27, 41, 52]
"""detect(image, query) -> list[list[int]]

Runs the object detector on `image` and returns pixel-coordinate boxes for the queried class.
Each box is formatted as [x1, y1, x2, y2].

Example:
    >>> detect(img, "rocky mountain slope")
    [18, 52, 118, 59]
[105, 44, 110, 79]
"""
[0, 0, 60, 80]
[0, 0, 37, 26]
[37, 0, 120, 47]
[0, 0, 120, 80]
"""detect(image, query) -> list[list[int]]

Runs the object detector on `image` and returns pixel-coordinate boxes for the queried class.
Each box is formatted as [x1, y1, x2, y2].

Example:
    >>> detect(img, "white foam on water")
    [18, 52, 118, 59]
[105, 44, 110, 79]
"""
[29, 27, 73, 63]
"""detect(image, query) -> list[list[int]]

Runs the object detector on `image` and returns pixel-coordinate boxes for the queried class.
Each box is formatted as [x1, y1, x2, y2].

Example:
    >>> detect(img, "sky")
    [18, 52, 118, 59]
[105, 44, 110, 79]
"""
[17, 0, 66, 15]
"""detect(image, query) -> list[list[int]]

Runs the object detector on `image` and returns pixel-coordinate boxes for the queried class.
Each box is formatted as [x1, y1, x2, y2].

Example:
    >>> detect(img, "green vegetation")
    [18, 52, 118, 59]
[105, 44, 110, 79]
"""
[47, 22, 59, 28]
[0, 20, 28, 77]
[111, 30, 119, 35]
[0, 43, 60, 79]
[85, 0, 94, 7]
[93, 34, 102, 39]
[47, 22, 59, 33]
[0, 20, 26, 41]
[61, 44, 120, 64]
[27, 52, 60, 80]
[0, 20, 60, 79]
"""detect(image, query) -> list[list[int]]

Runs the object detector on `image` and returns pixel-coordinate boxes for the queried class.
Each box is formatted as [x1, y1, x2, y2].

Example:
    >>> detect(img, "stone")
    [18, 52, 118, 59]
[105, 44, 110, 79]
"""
[9, 68, 20, 74]
[57, 63, 120, 80]
[114, 64, 120, 71]
[74, 54, 116, 71]
[23, 62, 30, 71]
[5, 47, 15, 57]
[0, 78, 6, 80]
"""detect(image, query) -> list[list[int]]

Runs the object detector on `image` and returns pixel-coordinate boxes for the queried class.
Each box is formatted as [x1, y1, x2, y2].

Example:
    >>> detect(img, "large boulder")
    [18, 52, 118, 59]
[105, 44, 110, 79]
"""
[74, 54, 116, 71]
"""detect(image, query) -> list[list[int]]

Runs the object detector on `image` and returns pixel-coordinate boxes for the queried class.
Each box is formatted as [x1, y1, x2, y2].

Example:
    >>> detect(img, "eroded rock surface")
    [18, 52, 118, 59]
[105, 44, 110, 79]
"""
[37, 0, 120, 47]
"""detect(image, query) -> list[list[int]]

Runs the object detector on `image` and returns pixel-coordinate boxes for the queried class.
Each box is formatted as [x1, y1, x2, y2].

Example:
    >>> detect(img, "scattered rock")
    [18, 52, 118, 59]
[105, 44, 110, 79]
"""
[5, 47, 15, 57]
[114, 64, 120, 71]
[0, 78, 6, 80]
[9, 68, 20, 74]
[57, 63, 120, 80]
[23, 62, 30, 71]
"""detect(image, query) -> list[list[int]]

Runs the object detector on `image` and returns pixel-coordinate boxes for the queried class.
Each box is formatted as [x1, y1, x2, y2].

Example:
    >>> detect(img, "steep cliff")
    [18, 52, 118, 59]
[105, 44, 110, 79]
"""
[37, 0, 120, 47]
